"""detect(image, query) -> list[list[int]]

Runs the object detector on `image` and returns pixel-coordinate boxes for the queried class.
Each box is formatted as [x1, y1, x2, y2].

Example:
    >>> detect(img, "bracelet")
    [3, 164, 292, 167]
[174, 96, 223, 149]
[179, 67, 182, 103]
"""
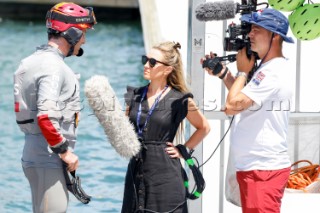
[185, 146, 194, 154]
[236, 71, 247, 79]
[219, 67, 228, 79]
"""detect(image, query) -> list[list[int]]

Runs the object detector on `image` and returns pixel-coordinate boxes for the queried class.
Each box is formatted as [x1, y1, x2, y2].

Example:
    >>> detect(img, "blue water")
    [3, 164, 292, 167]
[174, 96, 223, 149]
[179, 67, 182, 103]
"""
[0, 19, 147, 212]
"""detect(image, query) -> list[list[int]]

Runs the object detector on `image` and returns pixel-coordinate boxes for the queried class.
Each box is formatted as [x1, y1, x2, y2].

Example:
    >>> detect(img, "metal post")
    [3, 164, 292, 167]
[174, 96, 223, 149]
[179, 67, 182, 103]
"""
[218, 19, 228, 213]
[293, 40, 301, 162]
[187, 0, 205, 212]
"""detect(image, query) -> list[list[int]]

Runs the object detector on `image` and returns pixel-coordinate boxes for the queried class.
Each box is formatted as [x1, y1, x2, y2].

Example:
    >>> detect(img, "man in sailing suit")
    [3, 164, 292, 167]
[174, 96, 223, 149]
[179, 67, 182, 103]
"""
[13, 2, 96, 212]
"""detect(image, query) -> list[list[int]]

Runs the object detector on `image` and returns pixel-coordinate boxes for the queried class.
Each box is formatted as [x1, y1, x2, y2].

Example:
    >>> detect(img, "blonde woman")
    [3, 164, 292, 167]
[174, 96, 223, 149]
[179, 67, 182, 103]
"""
[121, 41, 210, 213]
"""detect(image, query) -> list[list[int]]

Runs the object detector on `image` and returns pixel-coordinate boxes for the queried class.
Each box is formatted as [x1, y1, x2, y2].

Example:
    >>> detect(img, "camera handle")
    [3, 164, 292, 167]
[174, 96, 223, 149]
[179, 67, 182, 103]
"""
[216, 54, 237, 62]
[202, 54, 236, 75]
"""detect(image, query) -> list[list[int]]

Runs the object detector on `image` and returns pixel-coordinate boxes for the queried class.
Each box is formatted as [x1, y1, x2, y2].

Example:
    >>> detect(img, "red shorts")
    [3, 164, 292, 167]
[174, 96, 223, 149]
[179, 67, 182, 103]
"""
[236, 167, 290, 213]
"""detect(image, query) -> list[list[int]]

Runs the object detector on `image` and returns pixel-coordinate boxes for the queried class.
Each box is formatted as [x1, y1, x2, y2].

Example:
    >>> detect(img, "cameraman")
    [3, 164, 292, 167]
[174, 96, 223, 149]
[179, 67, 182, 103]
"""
[201, 8, 294, 213]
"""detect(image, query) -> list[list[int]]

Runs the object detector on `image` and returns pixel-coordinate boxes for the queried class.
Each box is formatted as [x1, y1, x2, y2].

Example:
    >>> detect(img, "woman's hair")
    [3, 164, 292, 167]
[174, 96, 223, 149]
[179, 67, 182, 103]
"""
[153, 41, 189, 146]
[153, 41, 189, 93]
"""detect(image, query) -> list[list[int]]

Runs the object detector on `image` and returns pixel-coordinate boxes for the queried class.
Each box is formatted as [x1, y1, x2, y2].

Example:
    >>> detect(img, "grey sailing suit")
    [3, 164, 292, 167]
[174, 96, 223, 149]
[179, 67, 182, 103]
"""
[14, 44, 81, 168]
[14, 44, 81, 212]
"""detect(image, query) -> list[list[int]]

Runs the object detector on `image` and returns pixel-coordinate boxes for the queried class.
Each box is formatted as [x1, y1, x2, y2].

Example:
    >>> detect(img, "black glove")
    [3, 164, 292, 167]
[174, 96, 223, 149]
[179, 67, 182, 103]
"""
[63, 163, 91, 204]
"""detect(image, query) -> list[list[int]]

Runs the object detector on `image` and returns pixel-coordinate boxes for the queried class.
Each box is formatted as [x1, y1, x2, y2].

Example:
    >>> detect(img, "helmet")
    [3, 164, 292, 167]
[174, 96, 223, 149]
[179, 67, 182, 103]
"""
[268, 0, 305, 12]
[46, 2, 97, 32]
[46, 2, 97, 57]
[289, 3, 320, 41]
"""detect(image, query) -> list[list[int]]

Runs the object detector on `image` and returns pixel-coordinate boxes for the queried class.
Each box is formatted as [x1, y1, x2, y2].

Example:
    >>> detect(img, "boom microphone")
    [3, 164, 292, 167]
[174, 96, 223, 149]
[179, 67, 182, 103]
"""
[84, 75, 141, 159]
[195, 1, 237, 21]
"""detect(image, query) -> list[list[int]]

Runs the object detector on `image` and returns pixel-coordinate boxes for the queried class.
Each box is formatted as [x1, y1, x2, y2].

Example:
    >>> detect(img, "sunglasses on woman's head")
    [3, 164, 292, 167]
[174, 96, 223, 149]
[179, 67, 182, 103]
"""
[142, 55, 170, 68]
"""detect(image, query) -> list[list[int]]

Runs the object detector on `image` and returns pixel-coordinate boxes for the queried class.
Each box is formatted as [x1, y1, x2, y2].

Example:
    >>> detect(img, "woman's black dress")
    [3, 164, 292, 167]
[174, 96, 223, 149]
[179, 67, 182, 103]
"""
[121, 85, 192, 213]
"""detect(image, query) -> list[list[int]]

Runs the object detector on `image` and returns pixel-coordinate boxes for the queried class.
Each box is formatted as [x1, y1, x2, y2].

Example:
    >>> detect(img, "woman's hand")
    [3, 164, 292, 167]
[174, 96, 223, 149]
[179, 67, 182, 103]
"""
[165, 142, 182, 158]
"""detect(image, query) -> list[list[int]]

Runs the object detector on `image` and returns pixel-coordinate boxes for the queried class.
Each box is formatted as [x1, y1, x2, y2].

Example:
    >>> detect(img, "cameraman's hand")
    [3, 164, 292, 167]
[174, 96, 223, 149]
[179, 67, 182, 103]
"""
[236, 48, 255, 74]
[201, 52, 226, 77]
[200, 52, 216, 76]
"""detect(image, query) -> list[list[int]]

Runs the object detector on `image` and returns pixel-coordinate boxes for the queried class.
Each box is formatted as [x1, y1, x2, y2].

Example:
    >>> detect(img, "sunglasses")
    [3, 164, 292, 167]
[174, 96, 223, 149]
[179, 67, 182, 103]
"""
[86, 7, 97, 25]
[142, 55, 170, 68]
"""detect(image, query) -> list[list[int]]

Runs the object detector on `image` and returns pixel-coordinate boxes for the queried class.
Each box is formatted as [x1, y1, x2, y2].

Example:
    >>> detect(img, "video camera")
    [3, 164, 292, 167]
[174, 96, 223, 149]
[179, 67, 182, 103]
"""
[202, 0, 269, 74]
[224, 0, 259, 54]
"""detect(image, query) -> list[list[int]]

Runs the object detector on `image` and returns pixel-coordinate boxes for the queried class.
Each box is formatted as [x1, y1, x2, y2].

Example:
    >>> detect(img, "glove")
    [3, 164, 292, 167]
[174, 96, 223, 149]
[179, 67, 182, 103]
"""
[62, 162, 91, 204]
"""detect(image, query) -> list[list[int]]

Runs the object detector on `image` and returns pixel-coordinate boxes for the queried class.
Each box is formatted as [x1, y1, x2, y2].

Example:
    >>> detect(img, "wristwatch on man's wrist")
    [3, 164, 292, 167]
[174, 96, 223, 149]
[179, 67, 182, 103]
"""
[236, 71, 248, 79]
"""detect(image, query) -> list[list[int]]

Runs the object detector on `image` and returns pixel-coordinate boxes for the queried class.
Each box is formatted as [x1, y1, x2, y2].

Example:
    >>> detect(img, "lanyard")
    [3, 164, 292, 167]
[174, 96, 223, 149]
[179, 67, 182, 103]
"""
[136, 85, 169, 138]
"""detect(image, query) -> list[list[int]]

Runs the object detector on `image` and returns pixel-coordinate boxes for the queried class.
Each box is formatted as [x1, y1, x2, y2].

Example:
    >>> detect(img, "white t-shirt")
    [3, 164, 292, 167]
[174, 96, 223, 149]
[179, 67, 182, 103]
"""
[230, 57, 292, 171]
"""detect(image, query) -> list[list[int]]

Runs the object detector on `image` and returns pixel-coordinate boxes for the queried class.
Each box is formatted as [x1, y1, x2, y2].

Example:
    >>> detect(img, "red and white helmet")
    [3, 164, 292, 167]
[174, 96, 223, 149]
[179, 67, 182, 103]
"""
[46, 2, 97, 32]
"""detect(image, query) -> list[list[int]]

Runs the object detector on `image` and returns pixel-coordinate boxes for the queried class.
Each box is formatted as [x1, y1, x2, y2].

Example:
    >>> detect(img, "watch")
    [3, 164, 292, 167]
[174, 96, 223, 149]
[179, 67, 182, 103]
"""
[236, 71, 248, 79]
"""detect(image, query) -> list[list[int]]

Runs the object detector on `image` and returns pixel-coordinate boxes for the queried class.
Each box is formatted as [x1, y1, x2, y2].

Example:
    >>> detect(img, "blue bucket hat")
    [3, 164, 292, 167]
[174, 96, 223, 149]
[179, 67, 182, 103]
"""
[240, 8, 294, 43]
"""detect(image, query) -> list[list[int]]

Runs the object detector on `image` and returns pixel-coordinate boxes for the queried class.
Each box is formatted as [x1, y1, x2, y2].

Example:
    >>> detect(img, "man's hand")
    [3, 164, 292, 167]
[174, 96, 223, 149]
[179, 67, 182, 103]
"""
[236, 48, 256, 74]
[201, 52, 227, 77]
[60, 150, 79, 172]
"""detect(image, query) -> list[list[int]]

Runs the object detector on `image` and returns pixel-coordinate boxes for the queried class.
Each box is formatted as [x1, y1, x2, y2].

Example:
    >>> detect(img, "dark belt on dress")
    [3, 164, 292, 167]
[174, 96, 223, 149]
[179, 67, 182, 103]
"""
[143, 140, 167, 145]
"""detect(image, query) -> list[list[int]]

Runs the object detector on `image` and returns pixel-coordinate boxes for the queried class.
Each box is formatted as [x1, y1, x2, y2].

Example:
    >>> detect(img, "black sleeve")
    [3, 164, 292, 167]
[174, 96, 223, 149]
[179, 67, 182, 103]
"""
[175, 92, 193, 123]
[124, 86, 136, 107]
[181, 92, 194, 118]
